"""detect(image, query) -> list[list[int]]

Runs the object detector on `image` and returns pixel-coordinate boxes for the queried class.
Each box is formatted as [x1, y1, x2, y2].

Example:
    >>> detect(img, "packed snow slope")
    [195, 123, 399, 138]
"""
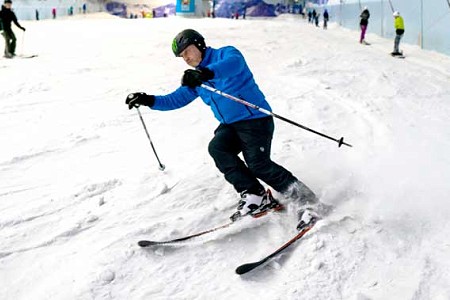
[1, 14, 450, 300]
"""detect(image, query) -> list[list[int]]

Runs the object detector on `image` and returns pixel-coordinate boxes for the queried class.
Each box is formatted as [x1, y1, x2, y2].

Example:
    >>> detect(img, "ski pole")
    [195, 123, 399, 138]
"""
[388, 0, 395, 12]
[21, 31, 25, 56]
[200, 84, 352, 148]
[135, 107, 166, 171]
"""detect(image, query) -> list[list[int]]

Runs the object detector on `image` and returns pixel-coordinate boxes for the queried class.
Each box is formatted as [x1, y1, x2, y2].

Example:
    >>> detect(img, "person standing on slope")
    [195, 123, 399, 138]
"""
[323, 9, 329, 29]
[0, 0, 25, 58]
[125, 29, 322, 230]
[359, 6, 370, 45]
[391, 11, 405, 56]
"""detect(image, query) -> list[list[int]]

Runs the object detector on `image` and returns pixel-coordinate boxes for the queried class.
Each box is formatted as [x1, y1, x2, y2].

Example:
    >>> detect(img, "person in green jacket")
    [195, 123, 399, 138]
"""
[392, 11, 404, 56]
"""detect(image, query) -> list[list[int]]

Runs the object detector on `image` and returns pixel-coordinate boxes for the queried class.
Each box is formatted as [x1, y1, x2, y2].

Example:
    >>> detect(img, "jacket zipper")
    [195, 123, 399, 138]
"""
[208, 82, 227, 124]
[239, 94, 255, 117]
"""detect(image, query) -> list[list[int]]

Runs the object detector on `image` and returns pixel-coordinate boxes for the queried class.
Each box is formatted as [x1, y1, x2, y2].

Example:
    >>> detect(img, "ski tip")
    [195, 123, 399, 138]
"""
[138, 240, 156, 247]
[235, 261, 262, 275]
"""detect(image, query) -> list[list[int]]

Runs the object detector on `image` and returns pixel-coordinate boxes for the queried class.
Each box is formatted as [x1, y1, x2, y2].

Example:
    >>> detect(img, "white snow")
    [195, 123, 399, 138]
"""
[1, 14, 450, 300]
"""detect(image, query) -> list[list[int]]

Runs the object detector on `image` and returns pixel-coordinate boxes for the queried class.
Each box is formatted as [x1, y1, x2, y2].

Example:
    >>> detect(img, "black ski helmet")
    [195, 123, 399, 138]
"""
[172, 29, 206, 57]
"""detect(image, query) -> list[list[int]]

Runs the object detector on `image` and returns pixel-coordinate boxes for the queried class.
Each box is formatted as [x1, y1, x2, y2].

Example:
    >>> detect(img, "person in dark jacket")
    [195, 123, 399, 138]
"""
[125, 29, 320, 230]
[323, 9, 329, 29]
[312, 9, 317, 25]
[359, 6, 370, 44]
[0, 0, 25, 58]
[314, 12, 320, 27]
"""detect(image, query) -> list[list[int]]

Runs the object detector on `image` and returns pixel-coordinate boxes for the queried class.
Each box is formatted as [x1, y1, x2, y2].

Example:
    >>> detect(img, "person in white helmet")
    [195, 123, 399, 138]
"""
[392, 11, 405, 56]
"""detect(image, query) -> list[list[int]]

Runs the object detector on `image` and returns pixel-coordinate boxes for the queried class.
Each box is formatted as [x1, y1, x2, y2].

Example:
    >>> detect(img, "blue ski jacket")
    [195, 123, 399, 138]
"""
[152, 46, 271, 124]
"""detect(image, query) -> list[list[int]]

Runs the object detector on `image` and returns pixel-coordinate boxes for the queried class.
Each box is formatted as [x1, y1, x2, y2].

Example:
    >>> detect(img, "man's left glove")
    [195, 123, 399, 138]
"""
[125, 92, 155, 110]
[181, 67, 214, 88]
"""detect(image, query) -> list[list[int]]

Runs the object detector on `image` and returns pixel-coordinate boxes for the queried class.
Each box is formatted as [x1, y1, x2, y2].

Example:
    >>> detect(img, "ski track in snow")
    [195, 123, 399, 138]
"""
[1, 14, 450, 300]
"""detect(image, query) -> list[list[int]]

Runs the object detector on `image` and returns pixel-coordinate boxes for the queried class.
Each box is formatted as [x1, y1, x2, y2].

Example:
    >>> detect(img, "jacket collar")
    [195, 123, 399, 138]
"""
[198, 47, 213, 69]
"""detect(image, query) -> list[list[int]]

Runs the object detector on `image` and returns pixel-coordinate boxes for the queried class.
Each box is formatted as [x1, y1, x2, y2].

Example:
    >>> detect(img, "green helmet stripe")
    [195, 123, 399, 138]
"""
[172, 38, 178, 56]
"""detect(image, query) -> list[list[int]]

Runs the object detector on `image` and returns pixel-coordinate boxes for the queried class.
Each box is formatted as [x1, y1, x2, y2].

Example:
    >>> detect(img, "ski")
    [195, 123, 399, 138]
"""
[16, 54, 38, 59]
[138, 222, 233, 247]
[235, 220, 316, 275]
[390, 52, 405, 59]
[138, 203, 284, 247]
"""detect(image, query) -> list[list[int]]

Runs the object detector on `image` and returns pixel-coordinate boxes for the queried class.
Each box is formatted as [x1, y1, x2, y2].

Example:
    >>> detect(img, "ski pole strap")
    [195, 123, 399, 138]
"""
[200, 84, 352, 148]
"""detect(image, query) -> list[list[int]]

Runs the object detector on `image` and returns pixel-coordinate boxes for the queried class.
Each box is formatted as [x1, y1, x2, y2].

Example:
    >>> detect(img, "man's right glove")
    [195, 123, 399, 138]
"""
[181, 67, 214, 88]
[125, 93, 155, 110]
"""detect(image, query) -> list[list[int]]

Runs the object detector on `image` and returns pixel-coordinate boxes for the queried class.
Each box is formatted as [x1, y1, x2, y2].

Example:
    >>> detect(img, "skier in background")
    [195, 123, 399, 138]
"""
[359, 6, 370, 44]
[312, 9, 317, 25]
[125, 29, 323, 230]
[0, 0, 25, 58]
[391, 11, 405, 56]
[323, 9, 329, 29]
[314, 12, 320, 27]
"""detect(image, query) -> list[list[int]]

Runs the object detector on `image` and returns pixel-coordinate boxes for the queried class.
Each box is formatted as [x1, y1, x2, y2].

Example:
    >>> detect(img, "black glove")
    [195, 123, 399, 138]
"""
[181, 67, 214, 88]
[125, 93, 155, 110]
[21, 27, 26, 31]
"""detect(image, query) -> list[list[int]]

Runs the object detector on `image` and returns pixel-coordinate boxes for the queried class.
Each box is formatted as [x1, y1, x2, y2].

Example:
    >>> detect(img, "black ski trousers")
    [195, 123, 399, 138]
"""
[208, 116, 297, 194]
[2, 29, 16, 56]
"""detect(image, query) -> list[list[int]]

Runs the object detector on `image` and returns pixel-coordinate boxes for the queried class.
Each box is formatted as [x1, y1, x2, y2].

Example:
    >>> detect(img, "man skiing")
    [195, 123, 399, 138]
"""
[0, 0, 25, 58]
[125, 29, 321, 230]
[391, 11, 405, 56]
[359, 6, 370, 44]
